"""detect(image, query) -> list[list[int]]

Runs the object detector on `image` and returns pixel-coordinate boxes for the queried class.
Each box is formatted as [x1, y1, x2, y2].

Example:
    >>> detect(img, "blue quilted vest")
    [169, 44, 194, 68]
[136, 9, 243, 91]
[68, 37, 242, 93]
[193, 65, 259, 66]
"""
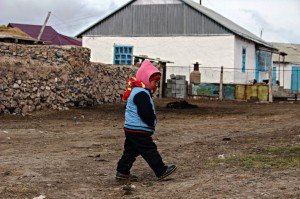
[124, 87, 156, 133]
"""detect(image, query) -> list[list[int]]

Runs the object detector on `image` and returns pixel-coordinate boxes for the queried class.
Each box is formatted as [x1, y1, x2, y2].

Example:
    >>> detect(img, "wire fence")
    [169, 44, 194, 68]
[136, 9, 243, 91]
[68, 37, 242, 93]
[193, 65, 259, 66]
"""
[166, 65, 300, 92]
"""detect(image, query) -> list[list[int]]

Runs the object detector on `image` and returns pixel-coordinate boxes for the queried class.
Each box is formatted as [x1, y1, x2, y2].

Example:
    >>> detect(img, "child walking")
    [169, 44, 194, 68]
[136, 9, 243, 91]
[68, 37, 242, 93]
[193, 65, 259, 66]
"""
[116, 60, 176, 181]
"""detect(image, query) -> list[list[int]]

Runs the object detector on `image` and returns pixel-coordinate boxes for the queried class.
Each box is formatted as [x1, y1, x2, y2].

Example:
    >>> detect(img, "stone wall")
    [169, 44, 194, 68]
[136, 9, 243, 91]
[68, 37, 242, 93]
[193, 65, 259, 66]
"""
[0, 42, 137, 115]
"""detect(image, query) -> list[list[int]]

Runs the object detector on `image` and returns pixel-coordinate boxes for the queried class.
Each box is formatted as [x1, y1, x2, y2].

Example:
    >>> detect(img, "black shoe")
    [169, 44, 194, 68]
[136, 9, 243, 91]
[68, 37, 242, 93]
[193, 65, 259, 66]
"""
[158, 164, 177, 180]
[116, 172, 138, 181]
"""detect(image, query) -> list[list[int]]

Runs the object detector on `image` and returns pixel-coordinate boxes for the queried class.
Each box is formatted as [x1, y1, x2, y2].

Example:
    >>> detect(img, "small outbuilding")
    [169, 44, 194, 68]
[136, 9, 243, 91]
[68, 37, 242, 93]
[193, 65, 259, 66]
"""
[272, 43, 300, 92]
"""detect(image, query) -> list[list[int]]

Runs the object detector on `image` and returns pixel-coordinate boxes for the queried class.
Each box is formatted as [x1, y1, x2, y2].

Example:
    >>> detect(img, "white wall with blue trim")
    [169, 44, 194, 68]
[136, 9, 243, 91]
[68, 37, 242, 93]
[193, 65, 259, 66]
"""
[83, 35, 237, 83]
[83, 35, 268, 85]
[234, 37, 256, 84]
[273, 63, 300, 91]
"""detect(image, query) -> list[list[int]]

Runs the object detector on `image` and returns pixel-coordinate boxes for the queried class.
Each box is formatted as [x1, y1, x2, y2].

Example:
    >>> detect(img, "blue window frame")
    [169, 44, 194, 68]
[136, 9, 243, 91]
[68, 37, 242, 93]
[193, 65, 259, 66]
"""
[257, 50, 272, 72]
[242, 47, 246, 73]
[255, 51, 260, 80]
[114, 45, 133, 65]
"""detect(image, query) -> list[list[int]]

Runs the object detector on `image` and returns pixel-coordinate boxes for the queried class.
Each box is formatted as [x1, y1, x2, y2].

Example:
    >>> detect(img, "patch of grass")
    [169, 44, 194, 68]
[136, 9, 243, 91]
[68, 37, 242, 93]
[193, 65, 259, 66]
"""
[1, 186, 39, 198]
[263, 145, 300, 156]
[211, 145, 300, 169]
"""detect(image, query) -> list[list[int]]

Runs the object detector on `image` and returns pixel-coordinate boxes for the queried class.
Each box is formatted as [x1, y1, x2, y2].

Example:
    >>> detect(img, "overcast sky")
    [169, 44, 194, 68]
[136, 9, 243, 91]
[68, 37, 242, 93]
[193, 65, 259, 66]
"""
[0, 0, 299, 43]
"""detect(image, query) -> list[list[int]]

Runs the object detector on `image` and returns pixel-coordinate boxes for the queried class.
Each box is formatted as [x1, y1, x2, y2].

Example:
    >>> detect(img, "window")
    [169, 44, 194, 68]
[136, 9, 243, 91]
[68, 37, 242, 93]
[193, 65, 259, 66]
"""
[257, 50, 272, 72]
[242, 47, 246, 73]
[114, 45, 133, 65]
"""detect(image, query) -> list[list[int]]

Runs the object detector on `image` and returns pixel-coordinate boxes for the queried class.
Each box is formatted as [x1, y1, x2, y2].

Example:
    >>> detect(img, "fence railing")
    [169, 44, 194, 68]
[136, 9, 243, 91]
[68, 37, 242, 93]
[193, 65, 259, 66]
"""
[164, 65, 299, 101]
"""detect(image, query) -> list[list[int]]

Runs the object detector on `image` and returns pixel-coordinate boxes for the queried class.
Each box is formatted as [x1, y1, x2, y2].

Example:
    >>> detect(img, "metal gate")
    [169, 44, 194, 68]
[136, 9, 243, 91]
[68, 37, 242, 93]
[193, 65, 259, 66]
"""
[291, 66, 300, 92]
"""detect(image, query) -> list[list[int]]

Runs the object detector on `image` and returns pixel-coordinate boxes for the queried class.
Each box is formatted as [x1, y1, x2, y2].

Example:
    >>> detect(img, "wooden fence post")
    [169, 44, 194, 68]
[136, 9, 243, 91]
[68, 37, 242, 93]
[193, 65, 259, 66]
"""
[158, 62, 166, 98]
[219, 66, 224, 100]
[268, 65, 273, 102]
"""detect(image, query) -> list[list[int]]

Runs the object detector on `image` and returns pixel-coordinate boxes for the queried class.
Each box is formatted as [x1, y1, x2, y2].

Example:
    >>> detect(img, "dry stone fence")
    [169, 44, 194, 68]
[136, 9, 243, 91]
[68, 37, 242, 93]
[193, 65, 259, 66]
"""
[0, 42, 137, 115]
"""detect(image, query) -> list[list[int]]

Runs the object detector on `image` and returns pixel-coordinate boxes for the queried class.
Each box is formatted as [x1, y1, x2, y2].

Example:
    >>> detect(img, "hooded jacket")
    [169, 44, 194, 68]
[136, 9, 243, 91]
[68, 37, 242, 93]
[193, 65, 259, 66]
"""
[136, 60, 160, 90]
[124, 60, 161, 134]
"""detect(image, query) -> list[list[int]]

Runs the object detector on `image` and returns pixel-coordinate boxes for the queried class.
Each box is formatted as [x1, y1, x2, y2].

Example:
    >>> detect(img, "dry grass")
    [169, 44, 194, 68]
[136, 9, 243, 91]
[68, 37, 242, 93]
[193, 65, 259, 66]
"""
[211, 145, 300, 169]
[0, 25, 32, 39]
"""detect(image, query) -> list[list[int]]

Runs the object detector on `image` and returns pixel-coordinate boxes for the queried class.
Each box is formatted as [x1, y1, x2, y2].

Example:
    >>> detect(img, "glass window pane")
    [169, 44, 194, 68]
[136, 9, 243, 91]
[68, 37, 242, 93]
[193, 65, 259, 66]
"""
[113, 45, 133, 65]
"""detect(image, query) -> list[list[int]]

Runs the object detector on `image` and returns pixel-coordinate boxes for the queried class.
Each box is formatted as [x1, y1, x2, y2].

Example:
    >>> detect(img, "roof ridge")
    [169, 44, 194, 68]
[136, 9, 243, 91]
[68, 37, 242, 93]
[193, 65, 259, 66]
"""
[76, 0, 274, 49]
[181, 0, 272, 48]
[9, 23, 52, 28]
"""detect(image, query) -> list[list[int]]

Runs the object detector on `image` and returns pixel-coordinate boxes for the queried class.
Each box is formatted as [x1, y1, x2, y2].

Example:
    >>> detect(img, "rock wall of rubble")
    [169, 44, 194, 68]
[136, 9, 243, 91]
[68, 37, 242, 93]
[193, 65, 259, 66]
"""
[0, 42, 137, 115]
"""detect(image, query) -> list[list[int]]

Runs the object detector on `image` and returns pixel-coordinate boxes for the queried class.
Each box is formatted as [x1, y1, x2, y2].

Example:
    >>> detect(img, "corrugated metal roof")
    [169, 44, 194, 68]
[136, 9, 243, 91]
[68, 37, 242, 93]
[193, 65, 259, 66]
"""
[76, 0, 136, 37]
[9, 23, 82, 46]
[272, 43, 300, 64]
[76, 0, 274, 49]
[181, 0, 273, 48]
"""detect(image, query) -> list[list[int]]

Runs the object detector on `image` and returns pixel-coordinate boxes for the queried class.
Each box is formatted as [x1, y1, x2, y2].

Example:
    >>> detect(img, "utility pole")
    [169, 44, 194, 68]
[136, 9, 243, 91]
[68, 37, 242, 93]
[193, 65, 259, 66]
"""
[200, 0, 202, 5]
[37, 11, 51, 41]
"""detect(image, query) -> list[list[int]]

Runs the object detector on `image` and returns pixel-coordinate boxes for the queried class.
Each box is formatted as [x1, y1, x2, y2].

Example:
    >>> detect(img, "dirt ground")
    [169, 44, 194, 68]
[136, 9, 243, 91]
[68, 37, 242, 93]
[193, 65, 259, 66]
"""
[0, 99, 299, 199]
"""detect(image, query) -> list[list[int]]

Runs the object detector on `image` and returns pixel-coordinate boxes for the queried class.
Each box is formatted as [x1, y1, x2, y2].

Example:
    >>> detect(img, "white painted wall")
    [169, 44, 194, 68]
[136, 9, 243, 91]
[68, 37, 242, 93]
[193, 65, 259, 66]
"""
[83, 35, 236, 83]
[234, 37, 256, 84]
[273, 63, 299, 90]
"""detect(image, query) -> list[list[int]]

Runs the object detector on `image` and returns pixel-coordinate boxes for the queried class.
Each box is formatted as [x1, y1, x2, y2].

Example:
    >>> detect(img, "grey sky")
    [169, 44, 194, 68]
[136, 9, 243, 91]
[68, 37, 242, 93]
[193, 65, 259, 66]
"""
[0, 0, 299, 43]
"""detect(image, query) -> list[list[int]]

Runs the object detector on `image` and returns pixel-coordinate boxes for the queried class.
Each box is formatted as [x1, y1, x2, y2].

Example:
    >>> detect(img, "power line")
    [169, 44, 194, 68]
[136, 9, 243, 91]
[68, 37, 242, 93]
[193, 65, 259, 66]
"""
[168, 66, 296, 72]
[51, 14, 101, 27]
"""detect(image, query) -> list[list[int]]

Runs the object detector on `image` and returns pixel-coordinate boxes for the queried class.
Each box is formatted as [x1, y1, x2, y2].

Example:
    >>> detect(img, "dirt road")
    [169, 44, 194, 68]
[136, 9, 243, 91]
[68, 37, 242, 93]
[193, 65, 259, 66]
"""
[1, 100, 299, 198]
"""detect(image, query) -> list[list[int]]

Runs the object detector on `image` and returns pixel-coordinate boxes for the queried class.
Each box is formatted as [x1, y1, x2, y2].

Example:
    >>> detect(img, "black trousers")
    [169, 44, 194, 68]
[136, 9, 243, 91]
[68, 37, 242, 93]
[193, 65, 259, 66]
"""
[117, 133, 167, 177]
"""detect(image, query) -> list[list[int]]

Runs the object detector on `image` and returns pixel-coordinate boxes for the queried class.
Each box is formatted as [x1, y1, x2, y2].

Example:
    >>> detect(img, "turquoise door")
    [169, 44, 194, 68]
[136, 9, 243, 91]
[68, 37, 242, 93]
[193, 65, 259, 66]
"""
[255, 51, 259, 81]
[291, 66, 300, 91]
[272, 67, 277, 85]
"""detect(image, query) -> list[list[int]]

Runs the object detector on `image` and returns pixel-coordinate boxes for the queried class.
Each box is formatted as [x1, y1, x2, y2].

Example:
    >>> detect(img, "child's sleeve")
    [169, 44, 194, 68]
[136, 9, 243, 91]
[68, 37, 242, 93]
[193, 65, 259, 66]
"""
[133, 91, 156, 127]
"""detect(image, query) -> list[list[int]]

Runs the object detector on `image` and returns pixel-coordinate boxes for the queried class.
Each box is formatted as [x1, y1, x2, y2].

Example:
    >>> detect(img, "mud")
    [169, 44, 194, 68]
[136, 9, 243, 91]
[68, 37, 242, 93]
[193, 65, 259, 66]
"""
[0, 99, 299, 198]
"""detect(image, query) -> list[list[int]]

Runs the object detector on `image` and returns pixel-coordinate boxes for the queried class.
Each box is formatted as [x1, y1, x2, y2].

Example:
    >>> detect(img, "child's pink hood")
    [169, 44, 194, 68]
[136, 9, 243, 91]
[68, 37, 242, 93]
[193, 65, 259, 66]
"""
[136, 60, 161, 89]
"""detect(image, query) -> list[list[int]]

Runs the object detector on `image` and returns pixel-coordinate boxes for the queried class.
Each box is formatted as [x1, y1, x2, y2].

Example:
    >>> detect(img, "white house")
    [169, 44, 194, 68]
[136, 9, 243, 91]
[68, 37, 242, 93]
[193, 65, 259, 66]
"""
[272, 43, 300, 92]
[77, 0, 277, 84]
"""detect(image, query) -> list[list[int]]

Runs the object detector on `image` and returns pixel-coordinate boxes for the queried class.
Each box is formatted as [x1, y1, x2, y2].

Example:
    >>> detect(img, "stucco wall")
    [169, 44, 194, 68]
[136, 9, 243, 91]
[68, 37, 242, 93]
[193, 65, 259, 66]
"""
[234, 36, 256, 84]
[83, 35, 236, 83]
